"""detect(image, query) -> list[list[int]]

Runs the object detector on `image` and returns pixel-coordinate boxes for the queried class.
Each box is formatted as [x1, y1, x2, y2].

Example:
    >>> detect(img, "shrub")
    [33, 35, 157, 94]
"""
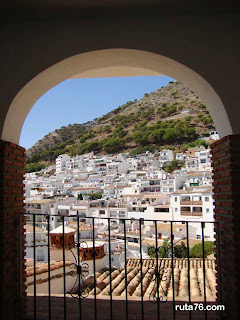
[202, 117, 212, 125]
[26, 163, 46, 173]
[133, 132, 149, 146]
[129, 146, 154, 157]
[163, 160, 185, 173]
[86, 193, 103, 200]
[162, 128, 176, 142]
[148, 238, 171, 258]
[104, 125, 112, 133]
[189, 241, 214, 258]
[174, 242, 187, 258]
[185, 116, 192, 122]
[166, 105, 177, 116]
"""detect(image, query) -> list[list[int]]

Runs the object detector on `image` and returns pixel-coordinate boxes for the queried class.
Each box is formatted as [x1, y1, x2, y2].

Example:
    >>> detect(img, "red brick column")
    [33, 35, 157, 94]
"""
[211, 135, 240, 319]
[0, 140, 26, 319]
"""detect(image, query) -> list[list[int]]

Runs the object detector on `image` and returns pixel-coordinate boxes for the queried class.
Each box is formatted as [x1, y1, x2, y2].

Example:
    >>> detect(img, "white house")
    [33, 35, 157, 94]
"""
[56, 154, 71, 173]
[175, 152, 187, 161]
[171, 186, 214, 240]
[24, 224, 48, 263]
[159, 149, 174, 164]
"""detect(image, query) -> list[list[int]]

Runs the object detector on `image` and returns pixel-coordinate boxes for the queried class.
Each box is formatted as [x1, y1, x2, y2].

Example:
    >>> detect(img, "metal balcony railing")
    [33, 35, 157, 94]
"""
[180, 211, 203, 217]
[20, 213, 222, 320]
[180, 200, 203, 205]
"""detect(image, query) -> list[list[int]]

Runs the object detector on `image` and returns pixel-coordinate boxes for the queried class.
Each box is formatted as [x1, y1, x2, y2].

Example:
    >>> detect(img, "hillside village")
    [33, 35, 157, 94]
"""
[24, 82, 219, 302]
[25, 137, 217, 262]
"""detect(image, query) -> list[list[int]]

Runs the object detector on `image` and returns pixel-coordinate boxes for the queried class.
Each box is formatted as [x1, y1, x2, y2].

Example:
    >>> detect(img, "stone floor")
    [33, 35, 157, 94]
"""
[26, 295, 219, 320]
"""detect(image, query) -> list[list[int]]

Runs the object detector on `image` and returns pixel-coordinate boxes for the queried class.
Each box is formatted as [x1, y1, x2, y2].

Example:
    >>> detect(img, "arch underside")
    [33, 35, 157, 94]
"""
[2, 49, 232, 144]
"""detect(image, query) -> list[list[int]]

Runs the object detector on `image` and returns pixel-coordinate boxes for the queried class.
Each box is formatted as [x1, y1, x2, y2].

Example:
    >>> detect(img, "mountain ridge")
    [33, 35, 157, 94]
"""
[26, 81, 215, 169]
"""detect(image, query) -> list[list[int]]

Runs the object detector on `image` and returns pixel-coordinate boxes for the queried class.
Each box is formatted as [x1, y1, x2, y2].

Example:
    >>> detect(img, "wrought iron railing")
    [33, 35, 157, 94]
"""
[20, 213, 223, 320]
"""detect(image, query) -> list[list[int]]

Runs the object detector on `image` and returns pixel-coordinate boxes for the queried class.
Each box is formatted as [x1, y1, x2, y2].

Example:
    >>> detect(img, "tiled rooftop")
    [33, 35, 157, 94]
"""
[24, 224, 46, 233]
[84, 258, 216, 301]
[25, 260, 72, 277]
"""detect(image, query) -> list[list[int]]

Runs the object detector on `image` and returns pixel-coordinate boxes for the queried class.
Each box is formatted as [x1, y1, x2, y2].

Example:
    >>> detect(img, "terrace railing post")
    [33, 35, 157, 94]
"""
[139, 218, 144, 320]
[123, 219, 128, 320]
[47, 214, 51, 320]
[92, 217, 97, 320]
[62, 216, 67, 319]
[77, 215, 82, 320]
[154, 220, 160, 320]
[201, 222, 207, 320]
[108, 218, 113, 320]
[186, 221, 192, 320]
[170, 222, 176, 320]
[33, 215, 37, 320]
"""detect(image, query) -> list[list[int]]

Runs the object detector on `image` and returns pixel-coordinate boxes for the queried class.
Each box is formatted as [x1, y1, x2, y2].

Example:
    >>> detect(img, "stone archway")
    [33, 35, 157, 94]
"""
[0, 48, 238, 319]
[1, 49, 232, 144]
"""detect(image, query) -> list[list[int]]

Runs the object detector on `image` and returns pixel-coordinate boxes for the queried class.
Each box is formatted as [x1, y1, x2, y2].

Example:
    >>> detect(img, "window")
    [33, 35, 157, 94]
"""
[197, 235, 201, 239]
[205, 197, 209, 202]
[175, 208, 178, 212]
[37, 249, 44, 261]
[175, 197, 177, 202]
[206, 208, 210, 213]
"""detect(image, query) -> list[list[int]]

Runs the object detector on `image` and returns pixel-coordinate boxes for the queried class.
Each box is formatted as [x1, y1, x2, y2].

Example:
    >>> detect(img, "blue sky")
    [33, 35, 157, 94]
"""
[20, 76, 174, 149]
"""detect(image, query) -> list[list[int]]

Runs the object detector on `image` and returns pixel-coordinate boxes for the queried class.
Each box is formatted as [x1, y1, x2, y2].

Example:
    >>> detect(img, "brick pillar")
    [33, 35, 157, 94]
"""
[0, 140, 26, 319]
[211, 135, 240, 319]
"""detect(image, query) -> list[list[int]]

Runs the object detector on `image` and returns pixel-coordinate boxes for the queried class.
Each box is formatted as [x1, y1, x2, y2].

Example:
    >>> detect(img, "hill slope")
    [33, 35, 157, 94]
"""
[26, 81, 215, 168]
